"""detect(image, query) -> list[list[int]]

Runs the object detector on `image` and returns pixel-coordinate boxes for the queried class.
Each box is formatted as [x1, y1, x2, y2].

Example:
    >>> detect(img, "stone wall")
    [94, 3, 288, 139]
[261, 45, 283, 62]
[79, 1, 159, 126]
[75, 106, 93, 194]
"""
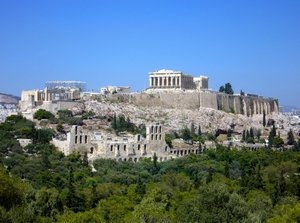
[119, 91, 279, 116]
[130, 92, 200, 109]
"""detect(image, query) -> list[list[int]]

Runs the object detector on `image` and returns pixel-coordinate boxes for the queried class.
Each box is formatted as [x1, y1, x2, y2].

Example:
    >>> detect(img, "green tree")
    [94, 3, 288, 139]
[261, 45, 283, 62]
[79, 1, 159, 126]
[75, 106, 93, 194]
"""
[242, 130, 246, 142]
[219, 85, 225, 93]
[56, 123, 64, 133]
[165, 134, 174, 148]
[33, 128, 54, 144]
[226, 193, 249, 222]
[0, 168, 27, 210]
[33, 187, 63, 218]
[268, 124, 277, 148]
[250, 128, 254, 139]
[273, 136, 284, 148]
[180, 127, 192, 141]
[197, 125, 202, 136]
[33, 109, 54, 120]
[257, 129, 261, 141]
[227, 129, 232, 140]
[190, 122, 195, 136]
[263, 110, 266, 127]
[224, 83, 234, 94]
[287, 129, 295, 145]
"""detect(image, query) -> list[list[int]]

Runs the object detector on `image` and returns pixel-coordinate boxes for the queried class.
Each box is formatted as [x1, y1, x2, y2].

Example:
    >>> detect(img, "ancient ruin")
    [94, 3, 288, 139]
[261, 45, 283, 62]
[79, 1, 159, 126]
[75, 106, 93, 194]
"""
[143, 69, 279, 116]
[16, 70, 282, 161]
[52, 123, 202, 162]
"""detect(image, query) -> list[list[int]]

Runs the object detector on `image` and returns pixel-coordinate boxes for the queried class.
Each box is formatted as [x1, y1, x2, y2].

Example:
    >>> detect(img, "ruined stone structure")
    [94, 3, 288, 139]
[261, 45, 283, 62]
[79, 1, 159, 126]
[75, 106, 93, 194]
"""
[141, 69, 279, 116]
[19, 81, 85, 119]
[100, 86, 131, 94]
[149, 69, 208, 90]
[52, 124, 202, 162]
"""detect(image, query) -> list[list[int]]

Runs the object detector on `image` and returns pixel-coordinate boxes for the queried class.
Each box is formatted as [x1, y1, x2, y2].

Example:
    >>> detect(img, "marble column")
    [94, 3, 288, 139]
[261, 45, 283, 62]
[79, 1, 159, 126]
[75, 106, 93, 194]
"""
[179, 77, 182, 88]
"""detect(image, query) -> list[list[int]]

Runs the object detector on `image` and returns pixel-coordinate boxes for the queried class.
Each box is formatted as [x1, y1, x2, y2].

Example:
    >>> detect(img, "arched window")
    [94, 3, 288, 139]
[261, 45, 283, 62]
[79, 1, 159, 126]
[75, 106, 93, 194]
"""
[85, 135, 88, 144]
[90, 147, 94, 154]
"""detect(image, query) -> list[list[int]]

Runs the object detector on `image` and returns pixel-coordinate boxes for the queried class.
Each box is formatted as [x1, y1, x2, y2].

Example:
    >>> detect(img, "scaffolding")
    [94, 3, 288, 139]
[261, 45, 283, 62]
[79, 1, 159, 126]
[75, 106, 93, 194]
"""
[45, 81, 86, 92]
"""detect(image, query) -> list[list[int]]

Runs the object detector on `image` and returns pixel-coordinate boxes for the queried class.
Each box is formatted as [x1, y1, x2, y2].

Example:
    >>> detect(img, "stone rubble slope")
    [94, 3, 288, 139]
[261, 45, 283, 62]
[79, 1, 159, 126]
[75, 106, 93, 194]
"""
[72, 100, 292, 134]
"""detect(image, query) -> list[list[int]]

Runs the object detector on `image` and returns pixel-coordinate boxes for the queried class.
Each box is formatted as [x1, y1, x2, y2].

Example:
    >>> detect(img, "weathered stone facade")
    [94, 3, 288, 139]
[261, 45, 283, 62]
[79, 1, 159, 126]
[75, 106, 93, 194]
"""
[149, 69, 197, 90]
[142, 69, 279, 116]
[52, 124, 200, 162]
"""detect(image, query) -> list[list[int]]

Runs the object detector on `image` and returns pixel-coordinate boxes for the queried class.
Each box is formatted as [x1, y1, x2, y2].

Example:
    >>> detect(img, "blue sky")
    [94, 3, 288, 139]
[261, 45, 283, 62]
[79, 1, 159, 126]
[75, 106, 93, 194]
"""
[0, 0, 299, 107]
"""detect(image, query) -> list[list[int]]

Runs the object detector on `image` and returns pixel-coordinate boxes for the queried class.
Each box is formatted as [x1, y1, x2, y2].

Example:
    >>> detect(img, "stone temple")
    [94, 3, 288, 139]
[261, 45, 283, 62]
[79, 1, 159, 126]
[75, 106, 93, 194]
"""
[17, 69, 281, 162]
[148, 69, 208, 91]
[142, 69, 279, 116]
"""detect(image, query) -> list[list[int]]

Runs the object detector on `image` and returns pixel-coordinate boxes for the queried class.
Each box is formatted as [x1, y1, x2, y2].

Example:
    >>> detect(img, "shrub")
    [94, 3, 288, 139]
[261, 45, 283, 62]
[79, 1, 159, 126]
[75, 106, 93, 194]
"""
[33, 109, 54, 120]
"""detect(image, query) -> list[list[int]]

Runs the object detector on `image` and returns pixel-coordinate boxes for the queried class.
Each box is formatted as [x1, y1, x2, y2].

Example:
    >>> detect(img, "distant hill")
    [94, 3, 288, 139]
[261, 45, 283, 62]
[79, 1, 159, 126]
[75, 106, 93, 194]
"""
[0, 93, 20, 104]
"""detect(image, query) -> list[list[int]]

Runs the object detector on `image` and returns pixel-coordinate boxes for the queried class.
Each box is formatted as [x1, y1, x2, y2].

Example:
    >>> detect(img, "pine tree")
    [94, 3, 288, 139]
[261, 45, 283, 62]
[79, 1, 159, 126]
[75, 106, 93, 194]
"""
[250, 128, 254, 139]
[111, 114, 117, 130]
[246, 130, 250, 141]
[197, 125, 202, 136]
[219, 86, 225, 93]
[82, 152, 89, 166]
[268, 124, 277, 148]
[190, 122, 195, 136]
[287, 129, 295, 145]
[242, 130, 246, 142]
[152, 153, 159, 174]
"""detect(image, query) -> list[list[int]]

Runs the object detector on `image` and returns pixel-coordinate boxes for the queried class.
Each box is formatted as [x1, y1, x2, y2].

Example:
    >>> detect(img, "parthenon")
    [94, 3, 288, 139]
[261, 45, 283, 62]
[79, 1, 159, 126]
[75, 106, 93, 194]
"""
[148, 69, 208, 90]
[144, 69, 279, 116]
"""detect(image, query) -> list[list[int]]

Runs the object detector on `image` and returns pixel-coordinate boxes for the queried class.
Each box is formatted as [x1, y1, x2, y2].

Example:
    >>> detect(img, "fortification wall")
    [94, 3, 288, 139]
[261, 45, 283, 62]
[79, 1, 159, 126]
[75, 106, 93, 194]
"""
[40, 101, 81, 113]
[130, 92, 200, 109]
[128, 91, 278, 115]
[200, 91, 218, 110]
[90, 90, 278, 116]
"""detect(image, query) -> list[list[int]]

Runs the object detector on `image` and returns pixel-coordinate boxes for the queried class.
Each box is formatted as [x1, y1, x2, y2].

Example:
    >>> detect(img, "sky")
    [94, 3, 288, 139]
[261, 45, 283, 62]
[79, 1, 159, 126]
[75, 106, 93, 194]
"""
[0, 0, 299, 107]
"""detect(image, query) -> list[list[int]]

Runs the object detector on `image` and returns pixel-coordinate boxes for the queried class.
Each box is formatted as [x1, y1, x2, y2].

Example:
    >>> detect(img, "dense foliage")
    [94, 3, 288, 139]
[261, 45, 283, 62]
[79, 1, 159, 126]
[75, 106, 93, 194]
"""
[1, 115, 300, 222]
[34, 109, 55, 120]
[219, 83, 234, 95]
[57, 110, 83, 126]
[111, 114, 146, 137]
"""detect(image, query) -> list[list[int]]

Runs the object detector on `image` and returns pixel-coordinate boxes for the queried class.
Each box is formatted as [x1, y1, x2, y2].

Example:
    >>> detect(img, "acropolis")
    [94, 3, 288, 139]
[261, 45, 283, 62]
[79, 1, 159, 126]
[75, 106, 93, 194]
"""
[15, 68, 281, 162]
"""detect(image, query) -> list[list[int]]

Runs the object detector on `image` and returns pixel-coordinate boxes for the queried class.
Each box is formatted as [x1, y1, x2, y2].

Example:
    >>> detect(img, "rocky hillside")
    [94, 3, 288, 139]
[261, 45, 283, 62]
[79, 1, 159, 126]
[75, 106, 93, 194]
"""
[72, 100, 294, 135]
[0, 93, 20, 104]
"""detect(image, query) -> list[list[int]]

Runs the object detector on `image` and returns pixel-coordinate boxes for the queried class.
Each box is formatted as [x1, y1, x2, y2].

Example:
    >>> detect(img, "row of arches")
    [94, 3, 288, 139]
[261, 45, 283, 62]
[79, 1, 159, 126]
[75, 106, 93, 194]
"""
[117, 156, 169, 162]
[170, 148, 205, 156]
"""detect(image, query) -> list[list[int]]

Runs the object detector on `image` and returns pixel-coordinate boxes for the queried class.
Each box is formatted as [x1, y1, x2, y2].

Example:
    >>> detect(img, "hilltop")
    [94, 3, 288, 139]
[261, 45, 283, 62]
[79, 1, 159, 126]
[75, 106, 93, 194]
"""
[0, 92, 20, 104]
